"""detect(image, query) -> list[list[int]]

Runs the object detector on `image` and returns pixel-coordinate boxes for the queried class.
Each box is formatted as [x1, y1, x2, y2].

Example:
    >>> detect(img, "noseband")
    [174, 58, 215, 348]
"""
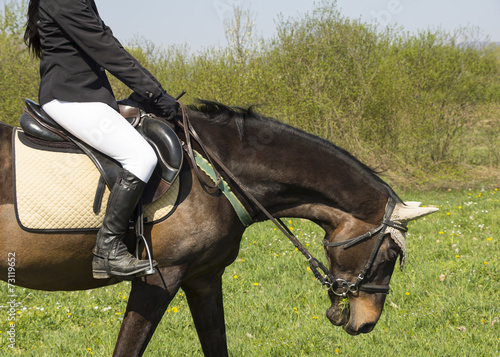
[321, 198, 407, 297]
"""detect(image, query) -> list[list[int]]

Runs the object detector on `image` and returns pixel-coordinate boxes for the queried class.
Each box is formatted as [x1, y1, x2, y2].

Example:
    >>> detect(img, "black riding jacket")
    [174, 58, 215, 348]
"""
[37, 0, 163, 111]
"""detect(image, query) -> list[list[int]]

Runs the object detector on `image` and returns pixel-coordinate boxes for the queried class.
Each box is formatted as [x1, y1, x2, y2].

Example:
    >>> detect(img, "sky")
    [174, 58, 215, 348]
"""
[2, 0, 499, 51]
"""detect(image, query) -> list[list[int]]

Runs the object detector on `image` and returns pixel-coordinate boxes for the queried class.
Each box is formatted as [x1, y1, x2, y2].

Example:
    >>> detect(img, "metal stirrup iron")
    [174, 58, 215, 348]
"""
[135, 200, 156, 276]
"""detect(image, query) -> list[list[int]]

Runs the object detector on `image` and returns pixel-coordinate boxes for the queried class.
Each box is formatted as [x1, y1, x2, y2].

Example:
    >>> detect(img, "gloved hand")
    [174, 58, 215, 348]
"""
[151, 90, 179, 120]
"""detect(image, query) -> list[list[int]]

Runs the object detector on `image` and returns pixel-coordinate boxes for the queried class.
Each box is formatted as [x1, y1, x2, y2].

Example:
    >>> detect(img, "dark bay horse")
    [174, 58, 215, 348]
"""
[0, 102, 435, 356]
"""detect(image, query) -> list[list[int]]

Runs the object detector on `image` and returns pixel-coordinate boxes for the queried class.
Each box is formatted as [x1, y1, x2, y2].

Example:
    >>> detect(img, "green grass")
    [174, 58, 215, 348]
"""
[1, 187, 499, 356]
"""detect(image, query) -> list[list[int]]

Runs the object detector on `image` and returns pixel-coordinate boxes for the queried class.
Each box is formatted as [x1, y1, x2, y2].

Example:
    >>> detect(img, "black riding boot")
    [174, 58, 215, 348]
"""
[92, 170, 157, 280]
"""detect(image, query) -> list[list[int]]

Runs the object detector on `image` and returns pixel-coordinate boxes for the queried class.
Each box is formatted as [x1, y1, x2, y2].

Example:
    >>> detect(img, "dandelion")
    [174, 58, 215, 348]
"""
[87, 347, 93, 355]
[456, 255, 461, 258]
[439, 231, 444, 235]
[446, 212, 451, 216]
[254, 282, 259, 286]
[487, 238, 492, 241]
[336, 348, 340, 354]
[171, 307, 178, 313]
[458, 206, 462, 209]
[233, 275, 238, 279]
[484, 262, 489, 265]
[288, 220, 292, 224]
[312, 316, 319, 319]
[405, 292, 410, 296]
[307, 267, 311, 271]
[481, 319, 485, 324]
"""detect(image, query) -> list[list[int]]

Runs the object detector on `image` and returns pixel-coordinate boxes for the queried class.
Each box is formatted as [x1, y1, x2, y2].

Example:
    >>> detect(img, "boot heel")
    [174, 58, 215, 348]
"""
[93, 270, 110, 279]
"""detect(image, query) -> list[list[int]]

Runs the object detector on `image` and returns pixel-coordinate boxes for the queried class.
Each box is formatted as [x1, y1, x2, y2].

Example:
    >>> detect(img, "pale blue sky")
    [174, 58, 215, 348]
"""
[2, 0, 499, 51]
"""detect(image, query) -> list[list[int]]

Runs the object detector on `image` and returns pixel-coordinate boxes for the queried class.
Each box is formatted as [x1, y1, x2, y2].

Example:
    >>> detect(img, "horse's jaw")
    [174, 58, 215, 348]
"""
[326, 291, 386, 335]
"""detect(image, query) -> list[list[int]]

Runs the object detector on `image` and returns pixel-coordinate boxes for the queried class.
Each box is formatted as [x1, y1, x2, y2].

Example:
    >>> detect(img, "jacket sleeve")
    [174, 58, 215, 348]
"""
[46, 0, 163, 100]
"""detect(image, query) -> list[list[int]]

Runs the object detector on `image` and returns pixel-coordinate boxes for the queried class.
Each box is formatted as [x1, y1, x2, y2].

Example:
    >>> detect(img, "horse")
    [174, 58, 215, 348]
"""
[0, 101, 436, 356]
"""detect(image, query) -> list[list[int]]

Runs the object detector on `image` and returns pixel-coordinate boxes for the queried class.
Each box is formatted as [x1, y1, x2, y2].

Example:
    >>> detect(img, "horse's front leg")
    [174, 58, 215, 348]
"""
[182, 270, 228, 357]
[112, 265, 186, 357]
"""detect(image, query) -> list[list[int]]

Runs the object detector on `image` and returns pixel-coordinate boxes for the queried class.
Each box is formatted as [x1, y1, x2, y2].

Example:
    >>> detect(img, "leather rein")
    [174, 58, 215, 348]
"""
[174, 102, 406, 297]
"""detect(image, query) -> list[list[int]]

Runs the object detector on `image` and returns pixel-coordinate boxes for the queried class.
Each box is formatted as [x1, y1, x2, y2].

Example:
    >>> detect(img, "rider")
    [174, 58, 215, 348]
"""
[24, 0, 178, 280]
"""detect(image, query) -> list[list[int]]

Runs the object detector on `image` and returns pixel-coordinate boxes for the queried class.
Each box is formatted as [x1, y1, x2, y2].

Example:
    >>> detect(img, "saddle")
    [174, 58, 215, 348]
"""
[19, 99, 183, 210]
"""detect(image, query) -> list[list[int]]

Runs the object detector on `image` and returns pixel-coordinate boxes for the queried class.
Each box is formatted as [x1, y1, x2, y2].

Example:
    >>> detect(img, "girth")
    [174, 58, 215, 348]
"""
[20, 99, 183, 208]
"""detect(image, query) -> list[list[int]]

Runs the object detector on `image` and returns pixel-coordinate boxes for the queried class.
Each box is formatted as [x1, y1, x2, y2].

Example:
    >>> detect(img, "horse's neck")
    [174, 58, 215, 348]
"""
[197, 117, 389, 224]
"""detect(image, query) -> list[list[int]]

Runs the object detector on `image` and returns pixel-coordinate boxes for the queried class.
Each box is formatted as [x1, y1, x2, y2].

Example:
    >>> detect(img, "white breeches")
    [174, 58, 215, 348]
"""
[42, 100, 157, 183]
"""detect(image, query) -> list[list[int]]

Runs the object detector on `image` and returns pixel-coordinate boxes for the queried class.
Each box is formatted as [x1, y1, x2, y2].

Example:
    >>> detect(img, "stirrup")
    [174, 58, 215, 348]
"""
[135, 201, 156, 276]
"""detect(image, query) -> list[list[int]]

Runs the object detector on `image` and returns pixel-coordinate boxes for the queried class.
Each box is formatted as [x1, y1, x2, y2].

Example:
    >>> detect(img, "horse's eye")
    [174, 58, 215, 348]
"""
[386, 248, 399, 262]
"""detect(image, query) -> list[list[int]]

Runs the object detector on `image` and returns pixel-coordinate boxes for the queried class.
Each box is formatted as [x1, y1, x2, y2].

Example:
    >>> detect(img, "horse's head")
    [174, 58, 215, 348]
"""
[323, 200, 438, 335]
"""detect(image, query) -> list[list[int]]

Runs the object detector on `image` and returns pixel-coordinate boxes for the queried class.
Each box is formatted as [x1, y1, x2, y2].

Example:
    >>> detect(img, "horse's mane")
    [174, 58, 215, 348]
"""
[189, 100, 402, 203]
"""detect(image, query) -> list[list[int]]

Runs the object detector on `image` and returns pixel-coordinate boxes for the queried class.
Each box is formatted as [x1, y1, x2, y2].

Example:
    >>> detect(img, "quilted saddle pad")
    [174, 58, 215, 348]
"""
[13, 128, 179, 232]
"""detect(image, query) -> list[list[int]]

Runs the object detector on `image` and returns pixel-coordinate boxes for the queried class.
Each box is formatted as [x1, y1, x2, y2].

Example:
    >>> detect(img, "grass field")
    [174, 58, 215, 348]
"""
[1, 187, 499, 356]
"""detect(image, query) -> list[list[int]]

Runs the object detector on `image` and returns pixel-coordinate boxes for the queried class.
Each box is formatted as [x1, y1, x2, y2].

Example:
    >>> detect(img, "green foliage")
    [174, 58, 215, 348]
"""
[1, 0, 499, 179]
[1, 188, 499, 355]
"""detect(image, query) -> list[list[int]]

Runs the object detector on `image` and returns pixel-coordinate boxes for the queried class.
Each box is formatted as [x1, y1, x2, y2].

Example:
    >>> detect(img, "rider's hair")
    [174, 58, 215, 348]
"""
[24, 0, 41, 58]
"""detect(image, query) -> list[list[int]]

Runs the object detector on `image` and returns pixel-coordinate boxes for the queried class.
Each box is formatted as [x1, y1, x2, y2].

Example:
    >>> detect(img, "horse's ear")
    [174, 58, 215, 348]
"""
[391, 201, 439, 222]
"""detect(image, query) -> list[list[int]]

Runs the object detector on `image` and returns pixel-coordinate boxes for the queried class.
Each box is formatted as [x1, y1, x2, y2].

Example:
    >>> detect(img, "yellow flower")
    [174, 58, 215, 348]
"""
[172, 307, 178, 313]
[254, 282, 259, 286]
[487, 238, 492, 241]
[458, 206, 462, 209]
[446, 212, 451, 216]
[484, 262, 489, 265]
[456, 255, 460, 258]
[288, 220, 292, 224]
[405, 292, 410, 296]
[233, 275, 238, 279]
[312, 316, 319, 319]
[439, 231, 444, 235]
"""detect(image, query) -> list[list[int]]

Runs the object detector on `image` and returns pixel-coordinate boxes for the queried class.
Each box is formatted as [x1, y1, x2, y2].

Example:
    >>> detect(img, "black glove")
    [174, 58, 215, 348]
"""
[151, 90, 179, 120]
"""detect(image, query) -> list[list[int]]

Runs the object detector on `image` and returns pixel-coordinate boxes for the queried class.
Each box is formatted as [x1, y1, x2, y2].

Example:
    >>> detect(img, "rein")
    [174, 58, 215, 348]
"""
[174, 102, 405, 297]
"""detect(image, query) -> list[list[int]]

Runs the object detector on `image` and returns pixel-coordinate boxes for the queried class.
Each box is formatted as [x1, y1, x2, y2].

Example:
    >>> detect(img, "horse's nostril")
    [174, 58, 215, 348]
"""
[357, 322, 376, 334]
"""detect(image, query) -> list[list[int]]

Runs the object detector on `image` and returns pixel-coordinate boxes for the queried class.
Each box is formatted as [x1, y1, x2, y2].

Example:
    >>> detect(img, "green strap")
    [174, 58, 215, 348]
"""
[193, 151, 253, 227]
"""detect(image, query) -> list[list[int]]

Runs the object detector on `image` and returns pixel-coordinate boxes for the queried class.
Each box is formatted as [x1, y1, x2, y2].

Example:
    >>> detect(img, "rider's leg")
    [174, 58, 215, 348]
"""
[42, 100, 158, 279]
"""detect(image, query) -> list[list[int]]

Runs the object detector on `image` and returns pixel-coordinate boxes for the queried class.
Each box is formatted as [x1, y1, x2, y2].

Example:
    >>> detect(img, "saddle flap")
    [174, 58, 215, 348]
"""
[138, 116, 183, 185]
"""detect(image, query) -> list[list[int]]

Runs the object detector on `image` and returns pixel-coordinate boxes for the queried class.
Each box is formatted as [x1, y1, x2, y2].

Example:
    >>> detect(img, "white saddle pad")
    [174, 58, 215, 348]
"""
[13, 128, 179, 231]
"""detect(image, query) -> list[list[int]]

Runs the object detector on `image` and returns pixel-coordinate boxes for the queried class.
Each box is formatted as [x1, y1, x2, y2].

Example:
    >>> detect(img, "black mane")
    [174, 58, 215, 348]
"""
[189, 99, 263, 140]
[189, 100, 401, 203]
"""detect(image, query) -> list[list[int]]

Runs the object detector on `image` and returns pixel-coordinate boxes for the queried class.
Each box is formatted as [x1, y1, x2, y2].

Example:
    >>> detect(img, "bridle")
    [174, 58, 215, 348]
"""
[174, 102, 408, 298]
[321, 198, 407, 297]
